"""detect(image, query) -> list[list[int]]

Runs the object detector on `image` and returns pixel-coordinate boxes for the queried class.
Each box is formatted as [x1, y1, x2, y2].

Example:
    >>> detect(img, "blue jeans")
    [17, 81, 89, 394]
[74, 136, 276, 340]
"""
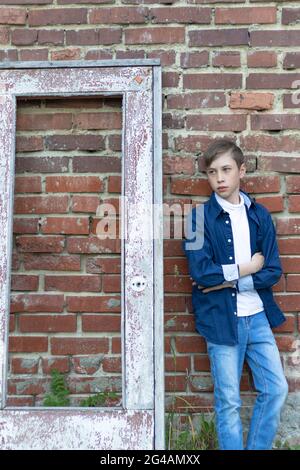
[206, 310, 288, 450]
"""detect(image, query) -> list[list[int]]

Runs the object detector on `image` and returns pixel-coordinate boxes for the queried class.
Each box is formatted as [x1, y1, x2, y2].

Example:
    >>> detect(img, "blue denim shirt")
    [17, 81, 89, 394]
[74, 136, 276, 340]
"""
[182, 189, 286, 345]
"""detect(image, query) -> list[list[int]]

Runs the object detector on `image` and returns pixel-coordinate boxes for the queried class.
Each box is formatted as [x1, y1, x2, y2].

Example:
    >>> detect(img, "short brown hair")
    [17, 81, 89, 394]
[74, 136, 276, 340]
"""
[203, 139, 245, 169]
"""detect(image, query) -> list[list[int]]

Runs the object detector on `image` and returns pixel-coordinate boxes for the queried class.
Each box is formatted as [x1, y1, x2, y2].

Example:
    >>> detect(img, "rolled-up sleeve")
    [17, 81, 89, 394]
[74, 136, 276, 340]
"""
[183, 207, 240, 288]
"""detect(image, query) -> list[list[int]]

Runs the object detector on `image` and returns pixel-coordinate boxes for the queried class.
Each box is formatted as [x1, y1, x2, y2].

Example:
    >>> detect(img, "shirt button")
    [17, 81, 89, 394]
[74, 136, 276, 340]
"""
[228, 239, 232, 243]
[225, 220, 229, 224]
[229, 256, 233, 260]
[234, 311, 237, 315]
[232, 293, 235, 296]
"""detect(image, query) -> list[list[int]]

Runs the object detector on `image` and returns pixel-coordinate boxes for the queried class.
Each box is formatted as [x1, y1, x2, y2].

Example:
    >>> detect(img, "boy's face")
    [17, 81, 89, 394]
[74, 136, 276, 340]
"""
[205, 150, 246, 202]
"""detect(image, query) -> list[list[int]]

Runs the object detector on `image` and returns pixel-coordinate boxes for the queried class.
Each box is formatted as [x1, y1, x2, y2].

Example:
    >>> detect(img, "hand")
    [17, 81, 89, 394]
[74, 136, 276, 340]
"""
[250, 252, 265, 273]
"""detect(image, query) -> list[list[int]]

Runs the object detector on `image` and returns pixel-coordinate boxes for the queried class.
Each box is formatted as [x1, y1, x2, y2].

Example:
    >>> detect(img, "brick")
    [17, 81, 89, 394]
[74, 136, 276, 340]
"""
[45, 275, 101, 292]
[28, 8, 87, 26]
[0, 27, 9, 44]
[107, 176, 121, 193]
[13, 217, 39, 234]
[250, 31, 300, 47]
[162, 71, 180, 88]
[72, 156, 121, 173]
[38, 29, 64, 45]
[283, 94, 300, 109]
[230, 92, 274, 110]
[19, 315, 77, 333]
[180, 51, 209, 68]
[276, 218, 300, 235]
[82, 315, 121, 332]
[15, 176, 42, 193]
[42, 357, 70, 374]
[276, 294, 300, 312]
[66, 295, 121, 313]
[163, 156, 195, 175]
[247, 73, 300, 89]
[254, 196, 284, 213]
[14, 195, 69, 214]
[212, 51, 240, 68]
[15, 235, 65, 253]
[86, 257, 121, 274]
[11, 29, 38, 46]
[11, 274, 39, 291]
[147, 50, 176, 66]
[165, 355, 191, 372]
[286, 275, 300, 292]
[215, 7, 276, 24]
[74, 112, 122, 130]
[0, 49, 18, 61]
[102, 275, 121, 293]
[186, 114, 247, 131]
[11, 358, 39, 375]
[89, 6, 148, 24]
[45, 135, 105, 151]
[51, 337, 109, 355]
[17, 113, 72, 131]
[46, 175, 103, 193]
[165, 375, 187, 393]
[251, 114, 300, 131]
[247, 51, 277, 68]
[20, 47, 48, 61]
[8, 378, 48, 396]
[240, 135, 300, 153]
[288, 196, 300, 213]
[241, 176, 280, 194]
[282, 8, 300, 25]
[167, 92, 226, 109]
[0, 8, 26, 24]
[164, 276, 192, 293]
[170, 178, 210, 196]
[275, 335, 298, 353]
[102, 357, 121, 373]
[175, 336, 206, 354]
[50, 48, 81, 61]
[85, 50, 113, 61]
[165, 314, 195, 332]
[287, 176, 300, 194]
[66, 28, 121, 45]
[258, 156, 300, 173]
[163, 113, 185, 129]
[23, 254, 81, 271]
[16, 136, 43, 152]
[194, 355, 211, 372]
[183, 73, 242, 90]
[40, 217, 89, 235]
[71, 195, 101, 213]
[15, 156, 69, 174]
[278, 239, 300, 255]
[151, 7, 211, 23]
[72, 356, 101, 375]
[280, 258, 300, 274]
[9, 337, 48, 353]
[283, 53, 300, 70]
[189, 29, 248, 47]
[125, 27, 185, 45]
[10, 293, 64, 313]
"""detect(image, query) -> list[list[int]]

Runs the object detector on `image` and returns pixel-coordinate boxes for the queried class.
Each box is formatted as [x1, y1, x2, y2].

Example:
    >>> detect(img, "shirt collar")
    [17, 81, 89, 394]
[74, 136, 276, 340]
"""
[209, 189, 255, 219]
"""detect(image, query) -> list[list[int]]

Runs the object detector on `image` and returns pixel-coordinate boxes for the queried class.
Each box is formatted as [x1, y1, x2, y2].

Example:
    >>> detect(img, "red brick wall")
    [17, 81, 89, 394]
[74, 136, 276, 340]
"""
[1, 1, 300, 413]
[9, 97, 122, 406]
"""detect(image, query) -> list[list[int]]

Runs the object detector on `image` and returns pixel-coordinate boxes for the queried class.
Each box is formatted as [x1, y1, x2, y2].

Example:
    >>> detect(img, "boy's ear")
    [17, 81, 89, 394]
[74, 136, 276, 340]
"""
[240, 162, 246, 178]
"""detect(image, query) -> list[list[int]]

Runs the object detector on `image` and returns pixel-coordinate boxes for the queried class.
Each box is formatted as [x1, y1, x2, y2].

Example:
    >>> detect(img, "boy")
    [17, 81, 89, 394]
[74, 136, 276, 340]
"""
[183, 139, 288, 450]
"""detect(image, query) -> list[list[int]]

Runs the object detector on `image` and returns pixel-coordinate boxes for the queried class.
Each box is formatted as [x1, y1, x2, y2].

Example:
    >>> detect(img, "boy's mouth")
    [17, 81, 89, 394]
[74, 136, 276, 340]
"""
[217, 186, 228, 192]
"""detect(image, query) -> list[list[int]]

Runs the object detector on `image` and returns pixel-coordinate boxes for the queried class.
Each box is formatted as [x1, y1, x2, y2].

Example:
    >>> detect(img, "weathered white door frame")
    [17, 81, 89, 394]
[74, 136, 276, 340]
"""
[0, 60, 164, 450]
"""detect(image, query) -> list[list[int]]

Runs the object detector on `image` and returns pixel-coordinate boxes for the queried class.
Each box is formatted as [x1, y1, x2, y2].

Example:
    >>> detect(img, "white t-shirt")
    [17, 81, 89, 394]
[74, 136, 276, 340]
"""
[215, 191, 264, 317]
